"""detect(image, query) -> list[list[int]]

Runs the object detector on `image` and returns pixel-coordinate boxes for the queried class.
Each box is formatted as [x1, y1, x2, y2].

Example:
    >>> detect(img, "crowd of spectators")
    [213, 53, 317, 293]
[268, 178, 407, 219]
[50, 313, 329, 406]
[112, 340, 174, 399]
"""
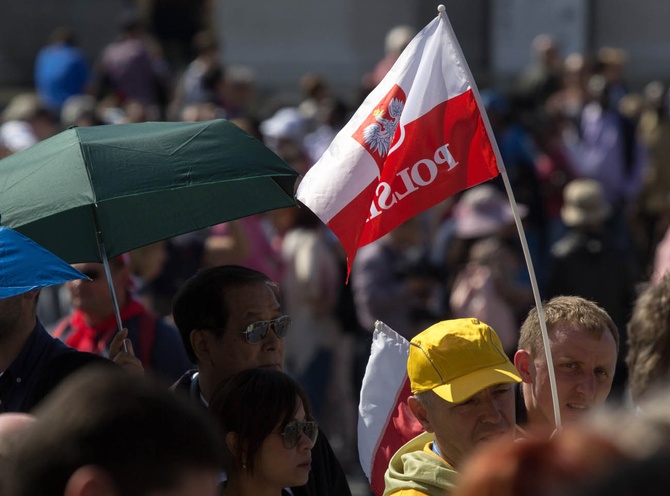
[3, 13, 670, 482]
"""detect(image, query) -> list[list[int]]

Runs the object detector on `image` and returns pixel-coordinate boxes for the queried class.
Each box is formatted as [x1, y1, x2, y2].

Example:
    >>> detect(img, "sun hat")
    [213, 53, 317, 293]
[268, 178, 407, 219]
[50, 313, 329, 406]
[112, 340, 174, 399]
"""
[408, 318, 521, 403]
[560, 179, 611, 228]
[453, 184, 527, 239]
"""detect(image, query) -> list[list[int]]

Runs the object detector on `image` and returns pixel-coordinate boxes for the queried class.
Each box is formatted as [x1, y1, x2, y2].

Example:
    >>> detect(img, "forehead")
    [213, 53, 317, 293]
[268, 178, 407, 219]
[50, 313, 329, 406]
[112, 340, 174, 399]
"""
[547, 323, 617, 358]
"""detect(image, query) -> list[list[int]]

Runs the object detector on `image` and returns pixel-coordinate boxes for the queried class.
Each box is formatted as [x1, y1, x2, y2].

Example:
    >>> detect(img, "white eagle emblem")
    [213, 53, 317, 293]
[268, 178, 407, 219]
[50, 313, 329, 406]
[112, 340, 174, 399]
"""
[363, 97, 404, 157]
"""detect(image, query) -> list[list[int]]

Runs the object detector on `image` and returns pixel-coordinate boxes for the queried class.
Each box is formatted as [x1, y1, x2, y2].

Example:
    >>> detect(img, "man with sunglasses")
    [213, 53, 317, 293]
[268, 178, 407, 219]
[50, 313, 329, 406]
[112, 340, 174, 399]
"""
[171, 265, 352, 496]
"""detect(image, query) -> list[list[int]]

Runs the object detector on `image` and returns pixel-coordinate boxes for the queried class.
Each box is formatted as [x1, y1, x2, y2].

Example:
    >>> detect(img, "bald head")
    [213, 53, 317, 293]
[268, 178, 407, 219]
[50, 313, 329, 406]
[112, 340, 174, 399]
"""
[0, 413, 35, 459]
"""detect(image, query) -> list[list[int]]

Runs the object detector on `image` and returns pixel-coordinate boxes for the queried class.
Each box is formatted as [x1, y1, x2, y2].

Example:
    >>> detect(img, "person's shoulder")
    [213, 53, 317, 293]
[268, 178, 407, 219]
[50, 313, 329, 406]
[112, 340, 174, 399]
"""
[170, 369, 198, 393]
[302, 429, 353, 496]
[24, 350, 116, 411]
[152, 314, 179, 333]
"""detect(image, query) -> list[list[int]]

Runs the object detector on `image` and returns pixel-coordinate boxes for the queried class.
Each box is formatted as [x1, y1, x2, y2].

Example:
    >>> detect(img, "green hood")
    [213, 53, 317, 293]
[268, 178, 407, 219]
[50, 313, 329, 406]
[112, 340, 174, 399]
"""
[383, 431, 459, 496]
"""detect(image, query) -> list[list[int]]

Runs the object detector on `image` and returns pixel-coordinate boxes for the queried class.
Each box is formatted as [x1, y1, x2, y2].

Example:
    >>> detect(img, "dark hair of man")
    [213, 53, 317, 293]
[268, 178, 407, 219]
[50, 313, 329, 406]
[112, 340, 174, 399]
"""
[172, 265, 277, 363]
[519, 295, 620, 356]
[209, 368, 313, 474]
[626, 275, 670, 403]
[7, 366, 222, 496]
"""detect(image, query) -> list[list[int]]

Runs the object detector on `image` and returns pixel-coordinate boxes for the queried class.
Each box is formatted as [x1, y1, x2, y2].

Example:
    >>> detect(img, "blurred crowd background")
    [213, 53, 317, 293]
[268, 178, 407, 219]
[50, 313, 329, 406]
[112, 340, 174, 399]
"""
[2, 0, 670, 481]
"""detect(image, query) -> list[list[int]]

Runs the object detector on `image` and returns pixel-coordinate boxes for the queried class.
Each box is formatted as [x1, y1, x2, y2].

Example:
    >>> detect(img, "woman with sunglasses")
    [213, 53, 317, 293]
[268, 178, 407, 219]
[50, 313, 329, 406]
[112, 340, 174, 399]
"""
[209, 367, 318, 496]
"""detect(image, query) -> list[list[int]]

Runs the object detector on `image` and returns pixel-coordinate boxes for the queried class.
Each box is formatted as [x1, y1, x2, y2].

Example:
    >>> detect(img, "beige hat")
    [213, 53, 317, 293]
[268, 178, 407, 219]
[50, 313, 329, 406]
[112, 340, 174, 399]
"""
[561, 179, 611, 227]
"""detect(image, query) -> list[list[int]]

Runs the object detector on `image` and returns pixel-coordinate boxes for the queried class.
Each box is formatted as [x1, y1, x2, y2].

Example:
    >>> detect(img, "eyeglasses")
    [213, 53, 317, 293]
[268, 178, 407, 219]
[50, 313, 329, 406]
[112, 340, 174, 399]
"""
[241, 315, 291, 344]
[281, 420, 318, 449]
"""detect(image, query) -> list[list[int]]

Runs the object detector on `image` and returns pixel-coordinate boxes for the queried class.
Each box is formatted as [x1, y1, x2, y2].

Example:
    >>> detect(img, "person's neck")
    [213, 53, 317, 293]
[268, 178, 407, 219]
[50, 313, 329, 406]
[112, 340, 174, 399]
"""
[0, 318, 36, 372]
[521, 382, 554, 436]
[433, 439, 458, 470]
[224, 472, 284, 496]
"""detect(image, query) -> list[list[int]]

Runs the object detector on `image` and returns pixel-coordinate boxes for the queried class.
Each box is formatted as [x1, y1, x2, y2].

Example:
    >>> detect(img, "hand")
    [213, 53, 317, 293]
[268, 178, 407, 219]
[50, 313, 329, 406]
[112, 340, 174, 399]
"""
[109, 328, 144, 375]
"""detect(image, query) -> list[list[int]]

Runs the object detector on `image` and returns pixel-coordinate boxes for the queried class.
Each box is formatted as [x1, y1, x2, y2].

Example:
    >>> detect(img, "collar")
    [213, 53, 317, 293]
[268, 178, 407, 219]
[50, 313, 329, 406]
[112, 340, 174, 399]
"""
[189, 372, 209, 407]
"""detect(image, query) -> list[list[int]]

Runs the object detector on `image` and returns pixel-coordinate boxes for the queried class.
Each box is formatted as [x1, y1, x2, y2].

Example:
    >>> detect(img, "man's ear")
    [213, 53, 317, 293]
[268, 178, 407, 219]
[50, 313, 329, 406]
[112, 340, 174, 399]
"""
[64, 465, 118, 496]
[407, 395, 434, 433]
[514, 349, 534, 384]
[225, 431, 239, 456]
[190, 329, 213, 365]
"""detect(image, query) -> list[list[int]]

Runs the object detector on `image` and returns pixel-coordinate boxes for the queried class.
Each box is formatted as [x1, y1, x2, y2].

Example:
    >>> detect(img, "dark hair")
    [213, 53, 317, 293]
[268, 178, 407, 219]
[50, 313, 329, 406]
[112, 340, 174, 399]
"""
[6, 367, 222, 496]
[209, 368, 312, 474]
[49, 26, 76, 45]
[172, 265, 277, 363]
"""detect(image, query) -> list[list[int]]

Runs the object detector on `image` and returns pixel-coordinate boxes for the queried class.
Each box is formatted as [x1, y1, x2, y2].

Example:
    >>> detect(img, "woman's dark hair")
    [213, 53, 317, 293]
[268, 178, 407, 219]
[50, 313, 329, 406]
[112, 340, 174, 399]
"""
[209, 368, 313, 474]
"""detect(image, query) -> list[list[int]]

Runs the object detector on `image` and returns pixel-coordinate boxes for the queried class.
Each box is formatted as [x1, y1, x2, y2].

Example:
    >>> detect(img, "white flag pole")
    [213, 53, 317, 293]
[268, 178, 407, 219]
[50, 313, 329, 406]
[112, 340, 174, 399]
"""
[437, 4, 562, 429]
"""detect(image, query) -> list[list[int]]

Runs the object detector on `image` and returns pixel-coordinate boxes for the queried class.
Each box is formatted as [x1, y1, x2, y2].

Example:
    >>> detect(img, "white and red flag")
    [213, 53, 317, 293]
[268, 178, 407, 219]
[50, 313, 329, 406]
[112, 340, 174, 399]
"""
[296, 6, 500, 274]
[358, 321, 422, 496]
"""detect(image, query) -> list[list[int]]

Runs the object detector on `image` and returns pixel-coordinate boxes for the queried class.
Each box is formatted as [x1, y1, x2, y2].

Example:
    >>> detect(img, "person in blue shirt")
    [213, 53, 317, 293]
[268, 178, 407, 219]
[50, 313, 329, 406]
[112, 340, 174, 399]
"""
[34, 26, 91, 114]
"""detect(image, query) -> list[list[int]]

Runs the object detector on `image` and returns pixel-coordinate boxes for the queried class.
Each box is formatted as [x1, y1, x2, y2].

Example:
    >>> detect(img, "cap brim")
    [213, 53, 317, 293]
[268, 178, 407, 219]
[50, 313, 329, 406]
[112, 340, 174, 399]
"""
[432, 362, 522, 403]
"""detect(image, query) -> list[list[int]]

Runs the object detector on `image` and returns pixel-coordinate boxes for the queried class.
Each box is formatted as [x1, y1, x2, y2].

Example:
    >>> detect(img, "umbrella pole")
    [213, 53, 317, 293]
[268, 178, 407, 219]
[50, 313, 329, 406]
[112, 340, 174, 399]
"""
[100, 254, 124, 332]
[97, 241, 128, 353]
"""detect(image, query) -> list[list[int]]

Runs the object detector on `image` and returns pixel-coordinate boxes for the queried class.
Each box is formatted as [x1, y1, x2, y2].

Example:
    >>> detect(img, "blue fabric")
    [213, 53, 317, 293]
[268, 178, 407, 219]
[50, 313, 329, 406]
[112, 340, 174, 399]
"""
[0, 321, 71, 412]
[35, 43, 90, 112]
[0, 226, 86, 299]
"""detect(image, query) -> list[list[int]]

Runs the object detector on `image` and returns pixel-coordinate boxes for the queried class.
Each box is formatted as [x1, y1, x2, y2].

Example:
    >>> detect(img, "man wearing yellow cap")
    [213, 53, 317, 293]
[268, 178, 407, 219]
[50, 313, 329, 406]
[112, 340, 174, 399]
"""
[384, 318, 521, 496]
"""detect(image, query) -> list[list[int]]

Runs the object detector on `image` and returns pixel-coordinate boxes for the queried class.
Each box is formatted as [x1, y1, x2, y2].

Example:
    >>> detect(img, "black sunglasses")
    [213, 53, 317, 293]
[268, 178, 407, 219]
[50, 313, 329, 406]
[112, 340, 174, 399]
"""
[242, 315, 291, 344]
[281, 420, 318, 449]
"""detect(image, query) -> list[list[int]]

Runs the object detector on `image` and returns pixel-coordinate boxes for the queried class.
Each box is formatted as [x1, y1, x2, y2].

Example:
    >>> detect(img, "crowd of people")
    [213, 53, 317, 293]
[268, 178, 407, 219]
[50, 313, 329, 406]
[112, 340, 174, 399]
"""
[1, 9, 670, 496]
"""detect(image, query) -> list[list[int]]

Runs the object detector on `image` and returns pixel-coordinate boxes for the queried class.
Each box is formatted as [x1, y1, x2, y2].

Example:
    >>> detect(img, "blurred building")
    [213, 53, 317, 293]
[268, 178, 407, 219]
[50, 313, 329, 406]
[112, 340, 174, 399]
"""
[0, 0, 668, 106]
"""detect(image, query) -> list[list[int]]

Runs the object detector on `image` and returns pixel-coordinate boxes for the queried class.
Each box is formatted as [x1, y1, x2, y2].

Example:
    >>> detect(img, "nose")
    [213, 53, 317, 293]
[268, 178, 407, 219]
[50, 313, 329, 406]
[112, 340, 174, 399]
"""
[261, 324, 281, 350]
[479, 390, 504, 424]
[575, 371, 596, 398]
[297, 431, 314, 451]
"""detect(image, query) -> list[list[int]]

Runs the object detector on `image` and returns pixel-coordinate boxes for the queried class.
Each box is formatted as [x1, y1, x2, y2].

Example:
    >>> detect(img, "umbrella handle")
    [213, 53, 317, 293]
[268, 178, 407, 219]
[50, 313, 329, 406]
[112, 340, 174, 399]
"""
[99, 247, 128, 353]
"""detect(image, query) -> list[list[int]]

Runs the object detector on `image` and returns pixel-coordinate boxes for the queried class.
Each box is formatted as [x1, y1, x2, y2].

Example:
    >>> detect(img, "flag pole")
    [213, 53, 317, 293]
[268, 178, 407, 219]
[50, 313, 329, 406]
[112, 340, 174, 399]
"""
[437, 4, 562, 429]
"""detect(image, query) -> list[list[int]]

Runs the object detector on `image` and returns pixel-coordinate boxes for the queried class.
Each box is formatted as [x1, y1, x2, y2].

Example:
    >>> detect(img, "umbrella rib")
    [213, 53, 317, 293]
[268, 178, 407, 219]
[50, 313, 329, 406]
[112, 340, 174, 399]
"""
[73, 127, 100, 205]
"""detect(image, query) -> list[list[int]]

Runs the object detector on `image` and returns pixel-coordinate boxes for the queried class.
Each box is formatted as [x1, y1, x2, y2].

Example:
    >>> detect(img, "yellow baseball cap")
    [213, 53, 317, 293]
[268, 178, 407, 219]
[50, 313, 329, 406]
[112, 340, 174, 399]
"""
[408, 318, 521, 403]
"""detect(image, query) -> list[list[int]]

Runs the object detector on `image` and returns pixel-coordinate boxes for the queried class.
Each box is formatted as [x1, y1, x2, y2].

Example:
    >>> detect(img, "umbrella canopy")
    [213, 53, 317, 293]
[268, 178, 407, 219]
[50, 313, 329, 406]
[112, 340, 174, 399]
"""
[0, 226, 86, 299]
[0, 119, 298, 263]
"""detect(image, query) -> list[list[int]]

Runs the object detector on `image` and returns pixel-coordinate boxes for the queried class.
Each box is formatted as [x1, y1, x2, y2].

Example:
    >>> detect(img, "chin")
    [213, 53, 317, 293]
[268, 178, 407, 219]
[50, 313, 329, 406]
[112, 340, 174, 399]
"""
[284, 474, 309, 488]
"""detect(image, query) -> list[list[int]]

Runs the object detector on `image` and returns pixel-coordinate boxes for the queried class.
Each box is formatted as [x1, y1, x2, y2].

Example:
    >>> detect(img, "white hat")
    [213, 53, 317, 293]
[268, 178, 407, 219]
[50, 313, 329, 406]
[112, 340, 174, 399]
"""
[453, 185, 526, 239]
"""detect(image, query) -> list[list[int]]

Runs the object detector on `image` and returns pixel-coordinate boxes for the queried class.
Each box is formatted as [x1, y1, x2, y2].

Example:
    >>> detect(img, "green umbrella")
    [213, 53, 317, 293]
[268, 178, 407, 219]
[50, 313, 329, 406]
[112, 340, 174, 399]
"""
[0, 119, 298, 331]
[0, 119, 297, 262]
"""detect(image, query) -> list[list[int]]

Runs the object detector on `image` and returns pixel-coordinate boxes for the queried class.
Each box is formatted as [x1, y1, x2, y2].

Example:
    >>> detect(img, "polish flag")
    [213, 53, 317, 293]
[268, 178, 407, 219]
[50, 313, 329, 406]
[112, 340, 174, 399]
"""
[358, 321, 423, 496]
[296, 6, 500, 274]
